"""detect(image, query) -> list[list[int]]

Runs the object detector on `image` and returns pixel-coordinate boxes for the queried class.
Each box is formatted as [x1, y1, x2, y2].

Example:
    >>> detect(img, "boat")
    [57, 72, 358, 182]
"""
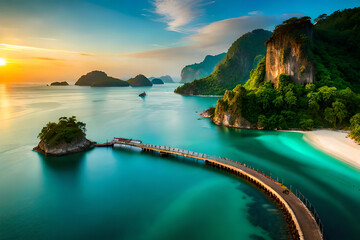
[139, 92, 146, 97]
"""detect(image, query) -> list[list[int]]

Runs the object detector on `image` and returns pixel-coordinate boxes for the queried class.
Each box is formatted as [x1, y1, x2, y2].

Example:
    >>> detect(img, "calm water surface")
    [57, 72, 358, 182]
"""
[0, 84, 359, 240]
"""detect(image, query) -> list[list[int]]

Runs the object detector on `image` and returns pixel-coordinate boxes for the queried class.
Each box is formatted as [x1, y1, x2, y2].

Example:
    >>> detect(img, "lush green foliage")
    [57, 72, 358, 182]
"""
[349, 113, 360, 142]
[312, 8, 360, 92]
[175, 29, 272, 95]
[215, 58, 360, 130]
[38, 116, 86, 146]
[213, 9, 360, 130]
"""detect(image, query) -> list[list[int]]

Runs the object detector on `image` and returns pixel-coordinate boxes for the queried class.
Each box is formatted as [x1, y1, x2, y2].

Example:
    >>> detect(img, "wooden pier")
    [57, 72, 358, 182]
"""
[95, 138, 323, 240]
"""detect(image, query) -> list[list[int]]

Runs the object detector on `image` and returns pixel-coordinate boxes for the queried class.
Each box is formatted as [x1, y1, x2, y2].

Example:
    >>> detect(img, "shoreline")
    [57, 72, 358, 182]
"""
[289, 129, 360, 169]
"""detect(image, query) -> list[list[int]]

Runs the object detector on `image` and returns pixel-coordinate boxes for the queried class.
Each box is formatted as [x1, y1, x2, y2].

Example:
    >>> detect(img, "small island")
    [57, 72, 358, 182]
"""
[50, 81, 69, 86]
[34, 116, 92, 156]
[151, 78, 164, 84]
[127, 74, 152, 87]
[75, 71, 130, 87]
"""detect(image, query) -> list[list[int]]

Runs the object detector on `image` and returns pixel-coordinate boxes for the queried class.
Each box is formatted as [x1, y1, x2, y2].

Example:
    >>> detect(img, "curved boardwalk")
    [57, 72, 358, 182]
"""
[97, 140, 323, 240]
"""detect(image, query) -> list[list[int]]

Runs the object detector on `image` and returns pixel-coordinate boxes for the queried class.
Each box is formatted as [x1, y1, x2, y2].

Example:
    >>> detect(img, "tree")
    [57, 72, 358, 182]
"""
[285, 90, 297, 107]
[278, 73, 291, 89]
[300, 119, 314, 130]
[318, 86, 337, 105]
[273, 96, 284, 108]
[315, 14, 327, 23]
[38, 116, 87, 146]
[332, 101, 347, 126]
[324, 101, 348, 128]
[324, 107, 336, 128]
[349, 113, 360, 142]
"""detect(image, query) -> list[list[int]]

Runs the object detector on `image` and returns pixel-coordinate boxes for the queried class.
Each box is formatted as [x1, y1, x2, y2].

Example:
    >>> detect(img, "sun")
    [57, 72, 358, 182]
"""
[0, 58, 6, 66]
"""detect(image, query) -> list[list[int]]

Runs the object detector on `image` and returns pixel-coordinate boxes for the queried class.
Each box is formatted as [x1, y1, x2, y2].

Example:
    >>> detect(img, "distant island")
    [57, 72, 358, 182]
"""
[175, 29, 272, 95]
[180, 53, 225, 83]
[50, 81, 69, 86]
[149, 75, 174, 83]
[200, 9, 360, 142]
[34, 116, 92, 156]
[75, 71, 130, 87]
[151, 78, 164, 84]
[127, 74, 152, 86]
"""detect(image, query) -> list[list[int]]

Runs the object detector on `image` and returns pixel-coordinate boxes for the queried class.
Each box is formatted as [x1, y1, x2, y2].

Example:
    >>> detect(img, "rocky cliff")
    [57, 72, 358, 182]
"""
[212, 87, 255, 129]
[265, 17, 314, 87]
[180, 53, 225, 83]
[34, 137, 92, 156]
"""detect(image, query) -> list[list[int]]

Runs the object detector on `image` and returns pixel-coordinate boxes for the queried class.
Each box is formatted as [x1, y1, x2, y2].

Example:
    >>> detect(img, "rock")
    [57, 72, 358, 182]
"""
[50, 81, 69, 86]
[151, 78, 164, 84]
[34, 137, 92, 156]
[200, 107, 215, 118]
[127, 74, 152, 86]
[265, 17, 314, 86]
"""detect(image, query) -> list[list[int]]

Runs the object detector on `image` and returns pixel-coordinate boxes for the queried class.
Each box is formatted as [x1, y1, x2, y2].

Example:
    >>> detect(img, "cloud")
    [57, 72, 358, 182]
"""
[248, 11, 263, 16]
[121, 15, 279, 61]
[33, 57, 66, 61]
[199, 1, 216, 7]
[152, 0, 204, 32]
[188, 15, 277, 50]
[0, 43, 94, 57]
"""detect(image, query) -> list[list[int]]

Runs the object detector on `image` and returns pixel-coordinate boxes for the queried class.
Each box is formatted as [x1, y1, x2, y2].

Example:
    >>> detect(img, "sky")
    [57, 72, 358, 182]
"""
[0, 0, 358, 83]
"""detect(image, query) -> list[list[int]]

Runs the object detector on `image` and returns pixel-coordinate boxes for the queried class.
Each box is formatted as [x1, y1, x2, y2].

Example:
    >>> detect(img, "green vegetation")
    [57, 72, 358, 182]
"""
[349, 114, 360, 142]
[38, 116, 87, 146]
[91, 77, 129, 87]
[127, 74, 152, 86]
[312, 7, 360, 92]
[214, 59, 360, 130]
[175, 29, 272, 95]
[180, 53, 225, 83]
[213, 9, 360, 133]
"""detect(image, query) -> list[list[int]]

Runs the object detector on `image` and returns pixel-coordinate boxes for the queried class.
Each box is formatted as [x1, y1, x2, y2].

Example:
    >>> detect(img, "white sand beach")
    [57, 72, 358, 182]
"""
[299, 129, 360, 169]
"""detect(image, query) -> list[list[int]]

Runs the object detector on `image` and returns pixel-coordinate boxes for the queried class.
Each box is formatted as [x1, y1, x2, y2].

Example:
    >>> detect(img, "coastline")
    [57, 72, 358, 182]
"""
[203, 110, 360, 169]
[292, 129, 360, 169]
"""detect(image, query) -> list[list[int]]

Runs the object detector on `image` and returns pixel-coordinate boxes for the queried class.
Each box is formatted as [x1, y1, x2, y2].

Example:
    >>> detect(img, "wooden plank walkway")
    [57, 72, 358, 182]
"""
[98, 140, 323, 240]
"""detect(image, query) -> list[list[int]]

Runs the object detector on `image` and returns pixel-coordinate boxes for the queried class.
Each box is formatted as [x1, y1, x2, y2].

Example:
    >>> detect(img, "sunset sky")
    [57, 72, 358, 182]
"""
[0, 0, 358, 84]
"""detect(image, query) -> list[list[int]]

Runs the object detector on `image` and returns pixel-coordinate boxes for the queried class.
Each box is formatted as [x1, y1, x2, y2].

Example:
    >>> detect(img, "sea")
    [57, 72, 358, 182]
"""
[0, 83, 359, 240]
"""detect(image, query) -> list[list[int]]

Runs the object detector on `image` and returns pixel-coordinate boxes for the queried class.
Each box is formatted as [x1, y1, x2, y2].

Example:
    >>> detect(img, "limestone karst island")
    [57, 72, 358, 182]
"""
[1, 1, 360, 240]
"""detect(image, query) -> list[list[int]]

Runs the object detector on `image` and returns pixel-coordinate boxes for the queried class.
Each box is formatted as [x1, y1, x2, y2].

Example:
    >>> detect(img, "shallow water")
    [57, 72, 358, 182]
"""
[0, 84, 359, 240]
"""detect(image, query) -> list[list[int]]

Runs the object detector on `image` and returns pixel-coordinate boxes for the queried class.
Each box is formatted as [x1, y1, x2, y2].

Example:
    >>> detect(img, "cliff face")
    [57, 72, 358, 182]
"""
[180, 53, 225, 83]
[212, 89, 255, 128]
[266, 18, 314, 86]
[34, 137, 92, 156]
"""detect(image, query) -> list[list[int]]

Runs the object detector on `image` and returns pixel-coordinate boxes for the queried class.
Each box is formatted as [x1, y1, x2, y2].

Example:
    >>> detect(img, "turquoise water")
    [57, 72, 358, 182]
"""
[0, 84, 359, 239]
